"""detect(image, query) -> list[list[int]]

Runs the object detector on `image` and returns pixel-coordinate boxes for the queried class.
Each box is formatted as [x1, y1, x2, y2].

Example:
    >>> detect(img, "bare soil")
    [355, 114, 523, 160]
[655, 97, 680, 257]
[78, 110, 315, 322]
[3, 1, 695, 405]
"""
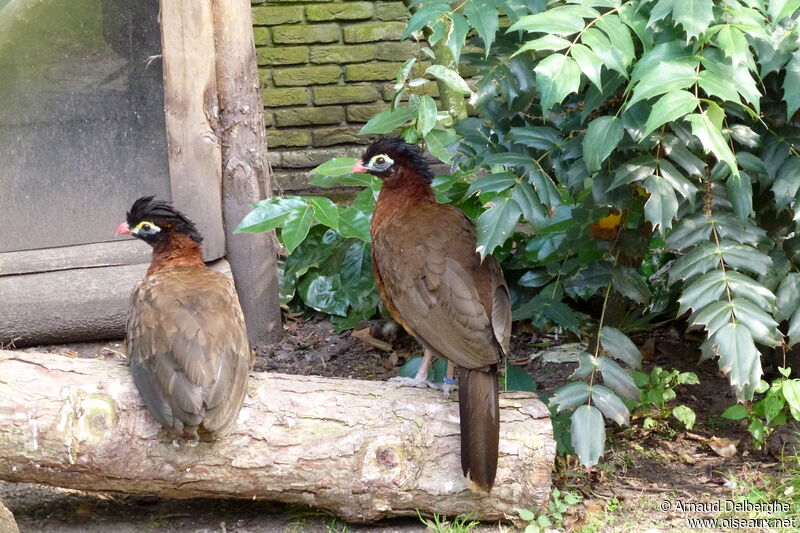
[1, 316, 792, 532]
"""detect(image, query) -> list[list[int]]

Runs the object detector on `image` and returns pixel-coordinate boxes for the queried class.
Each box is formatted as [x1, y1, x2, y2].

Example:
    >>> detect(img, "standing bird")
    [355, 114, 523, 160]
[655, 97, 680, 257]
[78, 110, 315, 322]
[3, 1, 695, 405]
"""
[352, 138, 511, 491]
[116, 196, 253, 440]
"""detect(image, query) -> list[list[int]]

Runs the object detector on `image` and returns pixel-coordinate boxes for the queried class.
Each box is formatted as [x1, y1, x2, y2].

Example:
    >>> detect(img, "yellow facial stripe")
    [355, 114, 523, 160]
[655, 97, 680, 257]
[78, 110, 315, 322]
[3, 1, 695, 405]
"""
[368, 154, 393, 167]
[132, 220, 160, 234]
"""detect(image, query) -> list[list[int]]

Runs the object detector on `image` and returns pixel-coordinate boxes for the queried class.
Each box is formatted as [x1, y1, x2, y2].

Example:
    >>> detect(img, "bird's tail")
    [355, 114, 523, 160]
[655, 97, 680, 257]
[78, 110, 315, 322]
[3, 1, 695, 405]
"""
[458, 365, 499, 492]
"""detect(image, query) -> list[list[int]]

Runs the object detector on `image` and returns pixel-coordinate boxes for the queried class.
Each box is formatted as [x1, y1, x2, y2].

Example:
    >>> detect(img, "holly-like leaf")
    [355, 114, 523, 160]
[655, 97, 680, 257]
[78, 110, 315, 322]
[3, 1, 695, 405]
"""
[776, 273, 800, 322]
[403, 2, 450, 38]
[783, 50, 800, 121]
[570, 43, 604, 90]
[643, 174, 679, 232]
[712, 322, 763, 400]
[425, 65, 473, 95]
[424, 128, 458, 164]
[535, 53, 581, 112]
[507, 5, 598, 35]
[685, 106, 740, 178]
[467, 173, 518, 196]
[463, 0, 499, 55]
[643, 90, 698, 137]
[476, 192, 522, 257]
[583, 116, 624, 172]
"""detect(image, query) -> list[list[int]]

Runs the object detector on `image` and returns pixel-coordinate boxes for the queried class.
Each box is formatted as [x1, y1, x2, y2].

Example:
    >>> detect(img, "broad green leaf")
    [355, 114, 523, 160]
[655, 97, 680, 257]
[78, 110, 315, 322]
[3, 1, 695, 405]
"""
[658, 159, 697, 204]
[719, 241, 772, 277]
[309, 171, 376, 188]
[298, 272, 349, 316]
[281, 205, 315, 254]
[685, 107, 739, 178]
[662, 135, 706, 177]
[611, 266, 650, 304]
[598, 357, 640, 400]
[337, 208, 371, 241]
[507, 5, 599, 35]
[721, 404, 747, 420]
[583, 116, 624, 172]
[505, 365, 538, 392]
[508, 126, 561, 150]
[726, 172, 753, 221]
[591, 384, 630, 425]
[535, 54, 581, 112]
[726, 271, 776, 310]
[666, 215, 712, 250]
[529, 168, 561, 209]
[403, 3, 450, 38]
[571, 405, 605, 468]
[550, 382, 591, 412]
[582, 28, 627, 77]
[669, 242, 719, 282]
[447, 13, 469, 65]
[416, 95, 438, 136]
[236, 196, 307, 234]
[730, 298, 781, 346]
[511, 181, 547, 227]
[424, 128, 458, 164]
[672, 405, 696, 429]
[276, 259, 297, 304]
[463, 0, 499, 54]
[340, 240, 379, 312]
[643, 90, 697, 137]
[643, 174, 679, 232]
[783, 50, 800, 121]
[773, 156, 800, 209]
[599, 326, 642, 368]
[782, 380, 800, 420]
[715, 25, 750, 69]
[649, 0, 713, 41]
[481, 152, 536, 167]
[769, 0, 800, 24]
[305, 196, 339, 231]
[712, 322, 762, 399]
[284, 226, 343, 278]
[467, 173, 518, 196]
[608, 155, 657, 189]
[570, 43, 604, 90]
[570, 352, 597, 379]
[628, 59, 698, 107]
[476, 193, 522, 257]
[425, 65, 473, 95]
[775, 273, 800, 322]
[789, 310, 800, 346]
[693, 300, 733, 338]
[513, 35, 571, 56]
[698, 70, 741, 104]
[595, 14, 634, 67]
[359, 106, 416, 135]
[396, 58, 416, 86]
[678, 270, 726, 315]
[312, 157, 360, 177]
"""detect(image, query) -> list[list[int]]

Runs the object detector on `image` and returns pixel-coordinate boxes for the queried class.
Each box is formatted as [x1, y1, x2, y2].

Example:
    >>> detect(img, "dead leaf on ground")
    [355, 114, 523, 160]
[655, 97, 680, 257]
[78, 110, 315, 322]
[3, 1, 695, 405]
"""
[351, 328, 393, 351]
[640, 337, 656, 360]
[708, 437, 739, 458]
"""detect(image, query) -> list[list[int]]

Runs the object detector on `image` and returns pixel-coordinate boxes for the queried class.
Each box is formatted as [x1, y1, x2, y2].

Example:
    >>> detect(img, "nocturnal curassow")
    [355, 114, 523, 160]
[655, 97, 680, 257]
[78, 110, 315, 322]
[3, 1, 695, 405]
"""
[352, 137, 511, 492]
[116, 196, 252, 440]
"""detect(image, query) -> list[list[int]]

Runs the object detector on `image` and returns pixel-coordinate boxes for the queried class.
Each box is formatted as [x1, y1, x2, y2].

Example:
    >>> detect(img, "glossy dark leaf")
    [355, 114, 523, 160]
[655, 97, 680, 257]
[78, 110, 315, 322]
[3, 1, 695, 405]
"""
[571, 405, 605, 468]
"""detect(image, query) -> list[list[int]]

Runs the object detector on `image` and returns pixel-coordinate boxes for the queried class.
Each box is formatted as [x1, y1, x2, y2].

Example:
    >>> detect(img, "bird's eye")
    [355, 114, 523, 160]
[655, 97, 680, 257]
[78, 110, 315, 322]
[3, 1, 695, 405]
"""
[141, 223, 151, 232]
[376, 157, 385, 165]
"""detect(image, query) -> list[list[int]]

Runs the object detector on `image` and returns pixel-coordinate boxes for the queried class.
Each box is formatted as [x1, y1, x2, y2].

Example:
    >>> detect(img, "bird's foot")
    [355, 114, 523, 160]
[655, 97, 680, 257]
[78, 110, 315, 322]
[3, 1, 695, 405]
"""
[388, 376, 441, 390]
[442, 376, 458, 397]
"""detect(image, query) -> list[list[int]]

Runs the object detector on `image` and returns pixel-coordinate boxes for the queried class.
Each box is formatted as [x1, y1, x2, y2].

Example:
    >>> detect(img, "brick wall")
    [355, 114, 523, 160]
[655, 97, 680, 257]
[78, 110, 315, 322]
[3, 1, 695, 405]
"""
[252, 0, 424, 192]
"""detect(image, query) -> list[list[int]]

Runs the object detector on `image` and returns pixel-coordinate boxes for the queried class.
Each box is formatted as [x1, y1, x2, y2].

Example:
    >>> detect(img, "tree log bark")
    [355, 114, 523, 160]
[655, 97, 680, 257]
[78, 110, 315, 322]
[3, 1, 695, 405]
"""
[0, 350, 554, 522]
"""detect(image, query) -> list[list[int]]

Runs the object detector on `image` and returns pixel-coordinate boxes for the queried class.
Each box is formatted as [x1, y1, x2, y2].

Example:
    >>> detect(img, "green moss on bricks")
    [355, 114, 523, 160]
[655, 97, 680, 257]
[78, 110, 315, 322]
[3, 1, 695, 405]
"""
[310, 44, 376, 64]
[312, 126, 371, 146]
[257, 46, 308, 66]
[345, 62, 406, 81]
[273, 65, 341, 86]
[253, 27, 270, 45]
[306, 2, 373, 21]
[312, 85, 379, 105]
[375, 2, 409, 21]
[258, 68, 272, 85]
[274, 106, 346, 126]
[380, 81, 438, 100]
[267, 129, 312, 147]
[272, 24, 340, 44]
[343, 22, 406, 43]
[347, 102, 390, 122]
[252, 5, 303, 25]
[375, 41, 418, 61]
[263, 88, 309, 107]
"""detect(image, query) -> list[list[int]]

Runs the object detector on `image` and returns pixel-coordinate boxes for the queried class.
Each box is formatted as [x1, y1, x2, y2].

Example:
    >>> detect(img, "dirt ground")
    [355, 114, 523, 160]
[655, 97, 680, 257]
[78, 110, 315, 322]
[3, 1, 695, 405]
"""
[2, 315, 797, 532]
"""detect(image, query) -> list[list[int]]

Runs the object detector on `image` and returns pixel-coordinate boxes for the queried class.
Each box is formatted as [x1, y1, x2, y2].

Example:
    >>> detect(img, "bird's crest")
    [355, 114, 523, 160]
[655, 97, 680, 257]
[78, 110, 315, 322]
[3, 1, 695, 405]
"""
[360, 137, 434, 183]
[126, 196, 203, 244]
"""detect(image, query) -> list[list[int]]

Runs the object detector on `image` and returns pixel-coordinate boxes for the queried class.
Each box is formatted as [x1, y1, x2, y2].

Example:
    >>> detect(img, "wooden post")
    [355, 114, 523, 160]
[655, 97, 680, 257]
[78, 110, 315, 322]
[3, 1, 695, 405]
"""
[210, 0, 282, 346]
[0, 351, 554, 522]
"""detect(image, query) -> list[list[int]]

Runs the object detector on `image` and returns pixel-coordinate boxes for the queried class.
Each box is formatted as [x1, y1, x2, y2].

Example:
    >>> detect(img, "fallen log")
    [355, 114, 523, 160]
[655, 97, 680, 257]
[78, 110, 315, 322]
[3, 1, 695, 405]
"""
[0, 350, 554, 522]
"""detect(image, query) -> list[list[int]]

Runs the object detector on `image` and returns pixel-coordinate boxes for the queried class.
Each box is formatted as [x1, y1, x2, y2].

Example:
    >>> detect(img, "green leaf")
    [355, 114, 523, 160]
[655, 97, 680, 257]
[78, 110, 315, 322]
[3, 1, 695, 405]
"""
[712, 322, 762, 399]
[535, 54, 581, 112]
[678, 270, 726, 315]
[508, 126, 561, 150]
[775, 274, 800, 322]
[611, 266, 651, 304]
[571, 405, 605, 468]
[672, 405, 696, 429]
[399, 356, 448, 382]
[425, 65, 473, 95]
[788, 309, 800, 346]
[698, 70, 741, 104]
[512, 181, 547, 228]
[582, 27, 627, 77]
[595, 14, 634, 67]
[305, 196, 339, 231]
[337, 208, 371, 241]
[693, 300, 732, 338]
[416, 95, 438, 136]
[715, 25, 751, 69]
[403, 3, 450, 38]
[583, 116, 624, 172]
[298, 272, 349, 316]
[507, 5, 598, 35]
[721, 404, 747, 420]
[551, 382, 591, 412]
[424, 128, 457, 164]
[599, 326, 642, 368]
[571, 352, 596, 379]
[281, 205, 315, 254]
[359, 106, 416, 135]
[726, 172, 753, 221]
[669, 242, 719, 283]
[643, 90, 697, 138]
[666, 215, 712, 250]
[782, 380, 800, 420]
[730, 298, 781, 346]
[517, 508, 537, 522]
[598, 357, 640, 400]
[643, 174, 679, 232]
[447, 13, 469, 65]
[719, 241, 772, 277]
[309, 171, 376, 188]
[783, 50, 800, 121]
[395, 57, 416, 86]
[570, 43, 604, 90]
[340, 240, 379, 312]
[235, 196, 307, 234]
[514, 35, 572, 56]
[608, 155, 657, 189]
[769, 0, 800, 24]
[673, 0, 713, 41]
[476, 193, 522, 257]
[505, 365, 538, 392]
[773, 156, 800, 209]
[463, 0, 499, 55]
[685, 107, 739, 178]
[331, 308, 376, 333]
[284, 227, 343, 278]
[628, 59, 698, 107]
[726, 271, 776, 311]
[658, 159, 697, 203]
[312, 157, 360, 177]
[591, 384, 630, 425]
[467, 173, 518, 196]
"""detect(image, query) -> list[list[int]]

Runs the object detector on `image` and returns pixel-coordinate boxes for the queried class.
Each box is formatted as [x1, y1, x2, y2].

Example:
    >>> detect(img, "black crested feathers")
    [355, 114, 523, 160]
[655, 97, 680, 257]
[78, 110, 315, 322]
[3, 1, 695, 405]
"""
[360, 136, 434, 183]
[127, 196, 204, 244]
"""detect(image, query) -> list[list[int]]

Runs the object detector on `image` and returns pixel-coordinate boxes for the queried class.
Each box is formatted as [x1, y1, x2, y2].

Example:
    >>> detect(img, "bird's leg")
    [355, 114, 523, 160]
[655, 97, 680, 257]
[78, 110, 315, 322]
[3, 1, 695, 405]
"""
[442, 360, 457, 397]
[389, 349, 439, 389]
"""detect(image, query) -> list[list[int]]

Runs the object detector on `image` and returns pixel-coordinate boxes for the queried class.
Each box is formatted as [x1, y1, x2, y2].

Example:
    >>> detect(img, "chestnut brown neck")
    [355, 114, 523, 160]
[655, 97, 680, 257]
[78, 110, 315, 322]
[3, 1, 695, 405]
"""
[371, 167, 436, 237]
[147, 232, 205, 276]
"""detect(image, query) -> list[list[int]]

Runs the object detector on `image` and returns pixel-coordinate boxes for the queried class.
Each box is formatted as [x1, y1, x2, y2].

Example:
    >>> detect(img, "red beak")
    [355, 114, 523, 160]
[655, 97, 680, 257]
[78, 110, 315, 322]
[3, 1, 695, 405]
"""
[115, 221, 132, 235]
[352, 160, 369, 173]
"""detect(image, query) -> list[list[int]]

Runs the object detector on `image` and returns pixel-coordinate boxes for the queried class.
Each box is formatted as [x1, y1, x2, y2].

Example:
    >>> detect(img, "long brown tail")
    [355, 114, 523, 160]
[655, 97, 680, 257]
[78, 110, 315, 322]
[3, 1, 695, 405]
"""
[458, 365, 499, 492]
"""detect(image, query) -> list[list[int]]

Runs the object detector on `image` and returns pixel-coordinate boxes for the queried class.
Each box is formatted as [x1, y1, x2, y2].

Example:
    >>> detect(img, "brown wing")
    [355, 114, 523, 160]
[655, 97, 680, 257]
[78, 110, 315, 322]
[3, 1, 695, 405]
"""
[127, 267, 252, 437]
[371, 203, 508, 369]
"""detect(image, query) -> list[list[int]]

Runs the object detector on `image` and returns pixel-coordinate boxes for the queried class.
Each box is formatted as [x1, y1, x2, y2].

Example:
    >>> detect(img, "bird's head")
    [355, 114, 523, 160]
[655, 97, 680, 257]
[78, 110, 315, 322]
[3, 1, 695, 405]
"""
[116, 196, 203, 246]
[352, 137, 433, 183]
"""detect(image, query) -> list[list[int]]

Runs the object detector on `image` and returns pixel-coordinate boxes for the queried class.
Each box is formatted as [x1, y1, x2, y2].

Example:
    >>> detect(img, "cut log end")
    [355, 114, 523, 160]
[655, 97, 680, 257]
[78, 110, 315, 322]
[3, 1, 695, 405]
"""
[0, 350, 554, 522]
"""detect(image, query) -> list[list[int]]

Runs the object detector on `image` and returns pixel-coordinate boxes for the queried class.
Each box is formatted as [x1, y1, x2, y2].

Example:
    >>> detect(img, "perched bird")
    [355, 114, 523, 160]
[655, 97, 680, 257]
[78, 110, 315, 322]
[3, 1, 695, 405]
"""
[117, 196, 252, 440]
[352, 138, 511, 491]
